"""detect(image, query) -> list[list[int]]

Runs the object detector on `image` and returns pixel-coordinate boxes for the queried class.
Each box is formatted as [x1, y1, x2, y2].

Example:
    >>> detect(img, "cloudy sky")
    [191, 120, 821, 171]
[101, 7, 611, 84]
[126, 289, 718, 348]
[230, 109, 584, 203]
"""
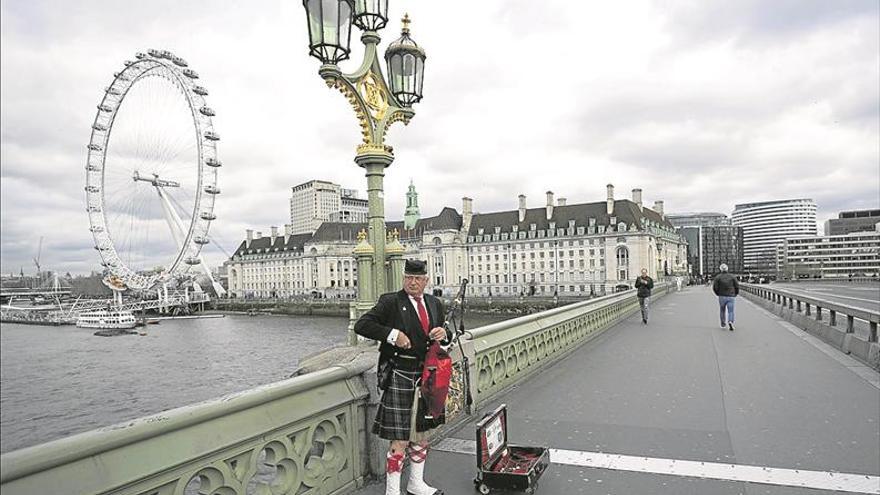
[1, 0, 878, 276]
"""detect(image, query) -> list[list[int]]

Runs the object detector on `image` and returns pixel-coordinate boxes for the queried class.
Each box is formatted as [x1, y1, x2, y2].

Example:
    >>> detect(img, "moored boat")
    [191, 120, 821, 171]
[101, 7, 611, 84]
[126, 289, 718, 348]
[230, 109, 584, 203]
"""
[76, 308, 137, 330]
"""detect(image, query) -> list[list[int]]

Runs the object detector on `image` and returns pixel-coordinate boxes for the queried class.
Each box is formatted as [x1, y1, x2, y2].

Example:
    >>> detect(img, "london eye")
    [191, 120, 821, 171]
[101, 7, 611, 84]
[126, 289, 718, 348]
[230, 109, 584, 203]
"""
[84, 49, 223, 293]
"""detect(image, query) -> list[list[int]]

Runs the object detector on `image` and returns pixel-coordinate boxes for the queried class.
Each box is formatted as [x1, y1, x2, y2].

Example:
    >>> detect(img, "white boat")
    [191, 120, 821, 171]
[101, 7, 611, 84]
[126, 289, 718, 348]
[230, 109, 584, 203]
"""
[76, 308, 137, 329]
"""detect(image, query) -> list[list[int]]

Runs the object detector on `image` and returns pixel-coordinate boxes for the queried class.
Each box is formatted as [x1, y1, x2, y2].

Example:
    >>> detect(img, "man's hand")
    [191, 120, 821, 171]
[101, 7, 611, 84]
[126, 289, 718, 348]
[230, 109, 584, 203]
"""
[395, 332, 412, 349]
[429, 327, 446, 341]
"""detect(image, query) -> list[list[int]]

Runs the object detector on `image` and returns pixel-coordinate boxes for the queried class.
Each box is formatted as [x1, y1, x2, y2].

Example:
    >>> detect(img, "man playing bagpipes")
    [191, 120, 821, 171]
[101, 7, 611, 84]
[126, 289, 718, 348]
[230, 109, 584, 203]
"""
[354, 259, 452, 495]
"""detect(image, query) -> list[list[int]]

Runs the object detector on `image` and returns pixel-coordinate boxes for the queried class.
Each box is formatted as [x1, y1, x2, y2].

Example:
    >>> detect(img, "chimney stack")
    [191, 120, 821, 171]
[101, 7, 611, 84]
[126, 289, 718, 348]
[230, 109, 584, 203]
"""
[546, 191, 554, 220]
[270, 226, 278, 245]
[606, 184, 615, 215]
[557, 197, 567, 206]
[632, 188, 643, 211]
[284, 224, 292, 244]
[518, 194, 527, 222]
[256, 231, 262, 239]
[462, 197, 473, 234]
[246, 229, 253, 248]
[653, 200, 664, 216]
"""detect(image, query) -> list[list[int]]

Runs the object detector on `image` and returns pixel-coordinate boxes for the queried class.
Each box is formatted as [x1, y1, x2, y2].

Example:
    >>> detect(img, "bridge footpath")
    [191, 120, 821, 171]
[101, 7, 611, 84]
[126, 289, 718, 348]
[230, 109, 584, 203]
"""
[356, 287, 880, 495]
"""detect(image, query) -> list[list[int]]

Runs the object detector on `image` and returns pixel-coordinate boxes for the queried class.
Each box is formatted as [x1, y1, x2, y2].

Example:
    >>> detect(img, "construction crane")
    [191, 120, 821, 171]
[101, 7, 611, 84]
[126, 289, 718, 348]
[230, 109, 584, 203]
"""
[33, 236, 43, 287]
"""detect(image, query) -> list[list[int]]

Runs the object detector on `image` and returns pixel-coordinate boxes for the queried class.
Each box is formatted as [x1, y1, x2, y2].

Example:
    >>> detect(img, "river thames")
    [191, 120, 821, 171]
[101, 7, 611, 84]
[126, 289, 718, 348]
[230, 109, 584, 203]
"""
[0, 312, 507, 453]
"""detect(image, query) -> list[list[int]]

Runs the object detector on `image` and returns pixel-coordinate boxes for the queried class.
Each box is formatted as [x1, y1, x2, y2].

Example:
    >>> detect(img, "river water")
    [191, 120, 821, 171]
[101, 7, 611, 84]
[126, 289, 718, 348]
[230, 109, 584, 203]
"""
[0, 312, 507, 453]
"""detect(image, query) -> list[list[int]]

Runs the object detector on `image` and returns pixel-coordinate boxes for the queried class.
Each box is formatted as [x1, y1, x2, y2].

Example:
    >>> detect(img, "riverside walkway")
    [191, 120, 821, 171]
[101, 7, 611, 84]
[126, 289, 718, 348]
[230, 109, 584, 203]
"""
[356, 287, 880, 495]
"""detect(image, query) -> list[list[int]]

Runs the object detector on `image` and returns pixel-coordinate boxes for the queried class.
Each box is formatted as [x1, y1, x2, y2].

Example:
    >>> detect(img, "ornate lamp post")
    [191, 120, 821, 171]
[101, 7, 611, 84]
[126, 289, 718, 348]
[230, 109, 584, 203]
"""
[302, 0, 426, 337]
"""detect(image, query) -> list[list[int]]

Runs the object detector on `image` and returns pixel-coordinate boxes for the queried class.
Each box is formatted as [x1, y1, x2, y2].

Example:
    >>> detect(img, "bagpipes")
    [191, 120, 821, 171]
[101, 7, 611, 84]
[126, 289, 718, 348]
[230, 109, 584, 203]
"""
[416, 278, 472, 431]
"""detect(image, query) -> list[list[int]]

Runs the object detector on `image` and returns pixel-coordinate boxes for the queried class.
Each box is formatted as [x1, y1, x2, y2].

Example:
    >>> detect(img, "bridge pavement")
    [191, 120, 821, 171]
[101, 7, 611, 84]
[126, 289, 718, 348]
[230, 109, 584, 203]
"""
[354, 287, 880, 495]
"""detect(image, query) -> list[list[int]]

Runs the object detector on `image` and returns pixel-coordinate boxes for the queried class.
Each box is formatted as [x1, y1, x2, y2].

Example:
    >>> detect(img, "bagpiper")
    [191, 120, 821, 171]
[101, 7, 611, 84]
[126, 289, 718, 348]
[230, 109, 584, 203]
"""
[355, 259, 451, 495]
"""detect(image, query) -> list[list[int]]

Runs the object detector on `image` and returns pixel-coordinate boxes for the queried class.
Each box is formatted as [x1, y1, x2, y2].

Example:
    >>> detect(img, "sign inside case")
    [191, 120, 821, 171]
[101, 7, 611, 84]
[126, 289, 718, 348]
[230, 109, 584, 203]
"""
[484, 415, 505, 459]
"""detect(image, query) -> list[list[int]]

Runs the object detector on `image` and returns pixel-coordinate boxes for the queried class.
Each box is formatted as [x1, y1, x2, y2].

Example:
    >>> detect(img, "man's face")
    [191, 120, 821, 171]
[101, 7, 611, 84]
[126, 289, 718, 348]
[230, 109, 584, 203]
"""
[404, 274, 428, 297]
[641, 269, 648, 277]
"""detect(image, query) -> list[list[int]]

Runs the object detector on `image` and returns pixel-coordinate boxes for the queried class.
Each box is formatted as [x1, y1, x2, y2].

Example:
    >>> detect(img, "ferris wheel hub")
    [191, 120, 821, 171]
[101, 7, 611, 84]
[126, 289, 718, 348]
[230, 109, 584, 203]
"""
[132, 170, 180, 188]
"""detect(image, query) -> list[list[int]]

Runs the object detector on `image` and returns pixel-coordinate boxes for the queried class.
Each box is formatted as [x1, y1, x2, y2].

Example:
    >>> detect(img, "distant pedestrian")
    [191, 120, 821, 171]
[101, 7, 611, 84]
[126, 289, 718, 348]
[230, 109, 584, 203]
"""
[634, 269, 654, 324]
[713, 264, 739, 331]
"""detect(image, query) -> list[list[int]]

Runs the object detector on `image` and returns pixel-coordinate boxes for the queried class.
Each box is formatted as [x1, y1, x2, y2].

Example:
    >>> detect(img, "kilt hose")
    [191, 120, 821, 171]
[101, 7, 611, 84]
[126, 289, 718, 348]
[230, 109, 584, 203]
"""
[373, 368, 421, 440]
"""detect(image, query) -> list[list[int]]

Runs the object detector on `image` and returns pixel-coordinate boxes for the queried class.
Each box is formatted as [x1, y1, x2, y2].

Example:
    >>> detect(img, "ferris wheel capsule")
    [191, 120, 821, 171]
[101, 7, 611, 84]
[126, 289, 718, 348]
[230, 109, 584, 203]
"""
[205, 157, 222, 167]
[199, 106, 215, 117]
[204, 185, 220, 195]
[192, 85, 208, 96]
[87, 144, 103, 151]
[183, 68, 199, 79]
[194, 236, 209, 245]
[97, 104, 113, 112]
[200, 212, 217, 221]
[204, 131, 219, 141]
[172, 56, 188, 67]
[184, 257, 201, 266]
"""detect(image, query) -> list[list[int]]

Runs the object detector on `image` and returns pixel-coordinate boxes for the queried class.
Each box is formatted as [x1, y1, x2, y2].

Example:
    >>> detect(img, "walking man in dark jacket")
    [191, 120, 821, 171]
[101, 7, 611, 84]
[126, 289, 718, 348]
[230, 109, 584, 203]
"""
[712, 263, 739, 331]
[634, 268, 654, 324]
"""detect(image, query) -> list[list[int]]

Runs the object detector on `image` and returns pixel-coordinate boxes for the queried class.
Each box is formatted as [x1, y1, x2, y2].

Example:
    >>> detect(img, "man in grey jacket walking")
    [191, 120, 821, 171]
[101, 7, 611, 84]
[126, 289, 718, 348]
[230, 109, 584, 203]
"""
[712, 263, 739, 331]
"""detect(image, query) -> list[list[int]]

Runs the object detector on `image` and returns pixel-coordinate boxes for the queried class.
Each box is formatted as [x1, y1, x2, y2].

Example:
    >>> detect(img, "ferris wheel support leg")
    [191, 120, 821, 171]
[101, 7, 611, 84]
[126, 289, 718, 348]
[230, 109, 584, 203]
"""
[155, 187, 187, 251]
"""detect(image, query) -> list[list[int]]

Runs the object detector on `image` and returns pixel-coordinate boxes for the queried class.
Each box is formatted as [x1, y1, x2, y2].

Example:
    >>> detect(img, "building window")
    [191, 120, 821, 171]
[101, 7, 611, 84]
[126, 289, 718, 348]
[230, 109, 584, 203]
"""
[616, 246, 629, 281]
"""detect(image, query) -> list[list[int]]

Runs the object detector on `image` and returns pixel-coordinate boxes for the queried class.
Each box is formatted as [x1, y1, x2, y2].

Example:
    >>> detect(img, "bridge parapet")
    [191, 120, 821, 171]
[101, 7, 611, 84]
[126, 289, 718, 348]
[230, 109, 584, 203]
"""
[0, 285, 670, 495]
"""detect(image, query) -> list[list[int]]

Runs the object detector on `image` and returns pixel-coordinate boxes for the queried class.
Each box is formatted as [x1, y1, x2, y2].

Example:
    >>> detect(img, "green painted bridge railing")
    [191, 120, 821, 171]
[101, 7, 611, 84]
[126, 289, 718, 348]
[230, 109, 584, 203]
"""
[0, 285, 669, 495]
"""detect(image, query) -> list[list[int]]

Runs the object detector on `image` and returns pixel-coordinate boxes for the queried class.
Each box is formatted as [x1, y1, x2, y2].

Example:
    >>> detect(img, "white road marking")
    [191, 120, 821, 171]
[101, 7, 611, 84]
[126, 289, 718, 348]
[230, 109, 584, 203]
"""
[434, 437, 880, 494]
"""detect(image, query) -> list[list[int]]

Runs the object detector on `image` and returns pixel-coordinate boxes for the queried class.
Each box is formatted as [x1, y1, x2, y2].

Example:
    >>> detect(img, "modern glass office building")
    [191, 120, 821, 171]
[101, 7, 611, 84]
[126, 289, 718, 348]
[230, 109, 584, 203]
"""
[732, 199, 817, 274]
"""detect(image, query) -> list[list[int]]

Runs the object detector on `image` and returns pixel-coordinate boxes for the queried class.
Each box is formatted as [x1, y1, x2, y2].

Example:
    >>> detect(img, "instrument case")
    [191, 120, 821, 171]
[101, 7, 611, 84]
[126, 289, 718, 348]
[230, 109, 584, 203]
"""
[473, 404, 550, 494]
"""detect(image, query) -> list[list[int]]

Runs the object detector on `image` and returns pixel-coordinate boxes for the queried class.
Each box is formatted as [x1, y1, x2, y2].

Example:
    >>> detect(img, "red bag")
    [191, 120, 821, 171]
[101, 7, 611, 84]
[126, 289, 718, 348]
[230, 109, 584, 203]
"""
[417, 343, 452, 431]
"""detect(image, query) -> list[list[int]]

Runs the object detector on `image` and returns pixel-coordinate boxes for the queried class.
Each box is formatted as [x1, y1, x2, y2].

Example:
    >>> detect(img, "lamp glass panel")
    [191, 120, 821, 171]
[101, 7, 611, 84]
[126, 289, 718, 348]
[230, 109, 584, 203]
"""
[402, 53, 415, 94]
[306, 0, 323, 45]
[322, 0, 341, 46]
[338, 0, 352, 51]
[389, 53, 404, 92]
[414, 56, 424, 98]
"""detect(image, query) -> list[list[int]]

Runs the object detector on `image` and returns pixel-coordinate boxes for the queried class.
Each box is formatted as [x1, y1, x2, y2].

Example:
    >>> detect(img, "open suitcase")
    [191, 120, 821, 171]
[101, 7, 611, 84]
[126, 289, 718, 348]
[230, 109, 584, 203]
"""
[473, 404, 550, 494]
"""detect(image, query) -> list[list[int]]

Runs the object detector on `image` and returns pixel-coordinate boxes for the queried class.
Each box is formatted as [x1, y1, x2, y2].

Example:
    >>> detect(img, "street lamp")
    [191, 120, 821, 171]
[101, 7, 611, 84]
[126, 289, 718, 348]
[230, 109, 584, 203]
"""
[301, 0, 427, 325]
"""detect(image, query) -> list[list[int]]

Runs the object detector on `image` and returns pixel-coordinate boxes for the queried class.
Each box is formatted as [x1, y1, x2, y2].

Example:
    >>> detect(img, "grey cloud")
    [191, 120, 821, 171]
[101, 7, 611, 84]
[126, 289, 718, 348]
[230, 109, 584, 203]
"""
[661, 0, 878, 44]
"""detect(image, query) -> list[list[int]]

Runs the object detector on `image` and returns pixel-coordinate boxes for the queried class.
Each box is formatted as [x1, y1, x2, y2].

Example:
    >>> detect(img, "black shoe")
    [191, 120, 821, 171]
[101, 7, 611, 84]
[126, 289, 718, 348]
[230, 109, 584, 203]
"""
[642, 318, 647, 324]
[728, 323, 734, 331]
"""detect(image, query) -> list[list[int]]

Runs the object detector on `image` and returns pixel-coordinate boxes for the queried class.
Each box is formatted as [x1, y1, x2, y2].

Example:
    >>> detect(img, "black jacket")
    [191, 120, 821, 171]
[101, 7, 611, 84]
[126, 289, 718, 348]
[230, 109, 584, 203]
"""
[354, 290, 449, 368]
[713, 273, 739, 297]
[634, 276, 654, 298]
